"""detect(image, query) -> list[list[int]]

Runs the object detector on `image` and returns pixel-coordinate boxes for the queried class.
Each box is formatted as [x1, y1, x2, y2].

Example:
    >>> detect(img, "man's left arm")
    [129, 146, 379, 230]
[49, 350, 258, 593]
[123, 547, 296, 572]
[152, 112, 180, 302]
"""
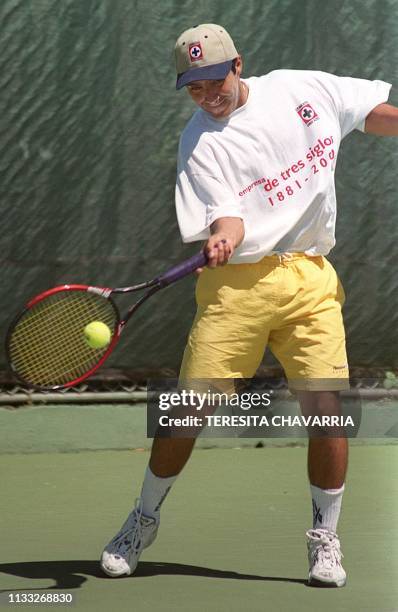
[365, 103, 398, 136]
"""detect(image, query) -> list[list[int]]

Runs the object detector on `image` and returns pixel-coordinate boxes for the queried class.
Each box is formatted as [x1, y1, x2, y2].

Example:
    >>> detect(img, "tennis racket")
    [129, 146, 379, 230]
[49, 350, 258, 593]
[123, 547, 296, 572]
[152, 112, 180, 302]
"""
[6, 251, 207, 391]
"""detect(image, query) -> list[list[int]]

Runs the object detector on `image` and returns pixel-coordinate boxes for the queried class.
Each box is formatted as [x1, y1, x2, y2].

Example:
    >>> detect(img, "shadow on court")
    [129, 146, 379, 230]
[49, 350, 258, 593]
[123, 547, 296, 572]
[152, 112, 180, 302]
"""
[0, 560, 307, 590]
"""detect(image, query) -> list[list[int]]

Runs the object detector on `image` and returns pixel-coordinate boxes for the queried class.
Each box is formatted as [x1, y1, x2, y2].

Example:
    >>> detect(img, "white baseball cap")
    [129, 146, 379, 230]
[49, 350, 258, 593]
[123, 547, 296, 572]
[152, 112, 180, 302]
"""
[175, 23, 239, 90]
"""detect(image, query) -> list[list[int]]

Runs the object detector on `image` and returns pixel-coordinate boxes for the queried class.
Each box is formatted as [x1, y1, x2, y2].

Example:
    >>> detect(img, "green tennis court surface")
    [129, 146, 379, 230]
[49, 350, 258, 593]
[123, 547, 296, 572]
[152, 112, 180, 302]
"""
[0, 405, 397, 612]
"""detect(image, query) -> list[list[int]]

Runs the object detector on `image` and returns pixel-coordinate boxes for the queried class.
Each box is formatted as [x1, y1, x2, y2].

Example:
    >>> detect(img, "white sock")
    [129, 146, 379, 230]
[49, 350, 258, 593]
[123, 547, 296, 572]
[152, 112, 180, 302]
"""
[140, 466, 177, 520]
[310, 484, 345, 533]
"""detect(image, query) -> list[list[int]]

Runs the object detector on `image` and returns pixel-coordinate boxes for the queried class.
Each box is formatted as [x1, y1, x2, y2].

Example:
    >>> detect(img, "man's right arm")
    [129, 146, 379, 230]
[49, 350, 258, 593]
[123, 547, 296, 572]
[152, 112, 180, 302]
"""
[202, 217, 245, 269]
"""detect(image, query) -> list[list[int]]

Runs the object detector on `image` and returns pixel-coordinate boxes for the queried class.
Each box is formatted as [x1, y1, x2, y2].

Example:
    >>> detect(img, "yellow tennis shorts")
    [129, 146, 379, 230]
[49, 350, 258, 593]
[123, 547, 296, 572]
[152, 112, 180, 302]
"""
[179, 254, 349, 391]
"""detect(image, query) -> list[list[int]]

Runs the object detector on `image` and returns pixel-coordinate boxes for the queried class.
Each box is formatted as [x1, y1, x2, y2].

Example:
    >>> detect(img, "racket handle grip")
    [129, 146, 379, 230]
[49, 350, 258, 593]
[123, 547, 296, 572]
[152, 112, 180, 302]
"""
[157, 252, 208, 287]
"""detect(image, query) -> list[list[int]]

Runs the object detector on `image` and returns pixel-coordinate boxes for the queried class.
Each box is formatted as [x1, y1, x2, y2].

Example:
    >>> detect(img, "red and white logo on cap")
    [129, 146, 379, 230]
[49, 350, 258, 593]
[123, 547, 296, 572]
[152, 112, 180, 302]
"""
[189, 42, 203, 62]
[296, 102, 319, 126]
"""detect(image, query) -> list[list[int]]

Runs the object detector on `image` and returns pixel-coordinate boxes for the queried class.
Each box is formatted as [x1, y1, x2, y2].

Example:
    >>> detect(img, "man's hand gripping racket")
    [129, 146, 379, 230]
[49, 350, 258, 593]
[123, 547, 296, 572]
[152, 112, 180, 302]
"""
[6, 251, 207, 390]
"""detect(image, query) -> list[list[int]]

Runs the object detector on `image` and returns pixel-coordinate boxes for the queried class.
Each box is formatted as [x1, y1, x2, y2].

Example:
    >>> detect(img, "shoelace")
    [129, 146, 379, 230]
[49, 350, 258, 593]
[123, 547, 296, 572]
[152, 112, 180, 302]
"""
[310, 533, 343, 569]
[112, 498, 144, 558]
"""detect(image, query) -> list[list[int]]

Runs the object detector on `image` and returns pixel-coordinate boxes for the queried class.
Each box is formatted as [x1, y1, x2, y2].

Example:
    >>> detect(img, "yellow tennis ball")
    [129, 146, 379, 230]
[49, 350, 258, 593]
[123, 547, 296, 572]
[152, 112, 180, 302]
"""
[84, 321, 111, 349]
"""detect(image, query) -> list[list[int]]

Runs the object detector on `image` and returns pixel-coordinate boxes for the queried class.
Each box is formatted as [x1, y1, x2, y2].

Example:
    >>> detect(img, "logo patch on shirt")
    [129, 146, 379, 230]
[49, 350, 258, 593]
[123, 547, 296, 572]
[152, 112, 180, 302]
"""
[189, 42, 203, 62]
[296, 102, 319, 126]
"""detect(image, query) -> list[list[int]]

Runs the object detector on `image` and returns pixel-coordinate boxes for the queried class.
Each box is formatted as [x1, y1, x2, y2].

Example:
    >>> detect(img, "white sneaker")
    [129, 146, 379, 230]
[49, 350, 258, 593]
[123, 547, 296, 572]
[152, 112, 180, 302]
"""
[306, 528, 346, 587]
[101, 498, 158, 577]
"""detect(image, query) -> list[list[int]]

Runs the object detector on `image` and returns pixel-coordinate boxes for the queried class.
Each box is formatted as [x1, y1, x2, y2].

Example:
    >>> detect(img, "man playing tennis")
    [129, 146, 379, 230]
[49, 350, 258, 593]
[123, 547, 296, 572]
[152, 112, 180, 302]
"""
[101, 24, 398, 586]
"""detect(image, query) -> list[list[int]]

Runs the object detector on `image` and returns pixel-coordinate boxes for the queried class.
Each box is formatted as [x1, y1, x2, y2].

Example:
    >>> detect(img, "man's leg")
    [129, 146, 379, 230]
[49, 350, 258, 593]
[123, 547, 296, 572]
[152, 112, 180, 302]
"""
[298, 390, 348, 489]
[268, 255, 349, 586]
[308, 436, 348, 489]
[298, 390, 347, 587]
[299, 391, 347, 532]
[138, 437, 196, 521]
[149, 436, 196, 477]
[100, 435, 197, 578]
[100, 261, 269, 577]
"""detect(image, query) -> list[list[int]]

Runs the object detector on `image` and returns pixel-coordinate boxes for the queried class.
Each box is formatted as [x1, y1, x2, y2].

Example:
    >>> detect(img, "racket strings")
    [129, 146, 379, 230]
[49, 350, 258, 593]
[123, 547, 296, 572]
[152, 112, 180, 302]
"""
[8, 291, 118, 388]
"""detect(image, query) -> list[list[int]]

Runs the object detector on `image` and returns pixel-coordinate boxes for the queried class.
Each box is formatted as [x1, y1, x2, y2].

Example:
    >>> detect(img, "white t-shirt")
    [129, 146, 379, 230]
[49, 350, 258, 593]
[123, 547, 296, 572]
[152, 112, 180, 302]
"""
[175, 70, 391, 262]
